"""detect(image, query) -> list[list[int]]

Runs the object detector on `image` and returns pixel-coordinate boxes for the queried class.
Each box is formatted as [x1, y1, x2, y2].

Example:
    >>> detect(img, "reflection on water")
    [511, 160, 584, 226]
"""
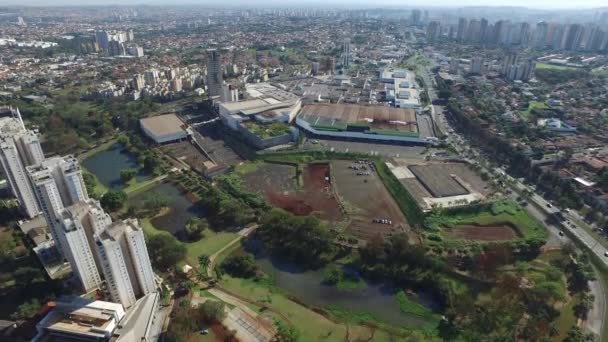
[244, 240, 440, 328]
[128, 182, 204, 240]
[83, 143, 147, 188]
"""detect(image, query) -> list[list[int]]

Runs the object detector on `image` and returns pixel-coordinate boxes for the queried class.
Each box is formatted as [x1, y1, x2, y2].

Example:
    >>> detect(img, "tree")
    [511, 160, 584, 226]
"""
[100, 190, 127, 212]
[198, 300, 226, 322]
[142, 192, 170, 213]
[14, 266, 43, 285]
[574, 292, 595, 320]
[323, 265, 342, 285]
[82, 172, 98, 197]
[221, 255, 258, 278]
[11, 299, 41, 320]
[185, 217, 207, 240]
[120, 168, 137, 184]
[198, 254, 211, 274]
[0, 231, 17, 263]
[147, 234, 187, 269]
[272, 320, 300, 342]
[143, 154, 160, 174]
[565, 326, 594, 342]
[256, 209, 336, 268]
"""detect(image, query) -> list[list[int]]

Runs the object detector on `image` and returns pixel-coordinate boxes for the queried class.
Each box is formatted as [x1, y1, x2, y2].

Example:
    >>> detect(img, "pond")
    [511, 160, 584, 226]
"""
[83, 143, 148, 188]
[129, 182, 205, 241]
[244, 241, 441, 328]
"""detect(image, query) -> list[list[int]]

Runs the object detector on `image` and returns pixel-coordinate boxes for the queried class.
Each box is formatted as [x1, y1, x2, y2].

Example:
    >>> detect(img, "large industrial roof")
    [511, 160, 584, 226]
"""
[139, 113, 186, 138]
[298, 103, 418, 133]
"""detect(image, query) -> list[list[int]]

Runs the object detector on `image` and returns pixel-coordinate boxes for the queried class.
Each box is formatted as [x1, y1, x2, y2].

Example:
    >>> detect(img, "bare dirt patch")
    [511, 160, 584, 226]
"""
[241, 162, 343, 222]
[331, 160, 410, 241]
[445, 223, 518, 241]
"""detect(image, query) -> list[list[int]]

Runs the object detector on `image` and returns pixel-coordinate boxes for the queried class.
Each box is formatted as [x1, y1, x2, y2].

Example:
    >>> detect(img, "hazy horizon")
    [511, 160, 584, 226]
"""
[1, 0, 607, 10]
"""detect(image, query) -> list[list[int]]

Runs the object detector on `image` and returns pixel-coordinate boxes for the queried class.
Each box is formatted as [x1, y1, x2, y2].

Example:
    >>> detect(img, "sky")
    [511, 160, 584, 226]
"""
[2, 0, 607, 9]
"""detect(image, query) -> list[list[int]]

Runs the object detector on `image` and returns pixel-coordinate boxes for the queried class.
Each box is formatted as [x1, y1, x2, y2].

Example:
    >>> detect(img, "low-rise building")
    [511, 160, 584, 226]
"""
[140, 114, 192, 144]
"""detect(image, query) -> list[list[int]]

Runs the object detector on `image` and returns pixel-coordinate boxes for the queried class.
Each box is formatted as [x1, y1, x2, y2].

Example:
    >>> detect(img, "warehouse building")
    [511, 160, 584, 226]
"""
[296, 103, 436, 145]
[139, 114, 192, 144]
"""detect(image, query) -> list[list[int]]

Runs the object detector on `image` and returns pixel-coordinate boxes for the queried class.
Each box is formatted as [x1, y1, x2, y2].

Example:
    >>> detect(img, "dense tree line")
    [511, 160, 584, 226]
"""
[446, 97, 583, 210]
[255, 209, 337, 268]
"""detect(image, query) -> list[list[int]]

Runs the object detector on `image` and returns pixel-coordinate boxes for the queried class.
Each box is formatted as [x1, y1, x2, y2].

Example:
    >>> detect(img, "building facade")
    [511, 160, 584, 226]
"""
[95, 219, 156, 308]
[0, 109, 43, 218]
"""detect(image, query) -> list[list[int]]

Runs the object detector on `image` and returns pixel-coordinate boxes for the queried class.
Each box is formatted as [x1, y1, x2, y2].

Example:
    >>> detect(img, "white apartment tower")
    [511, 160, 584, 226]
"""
[95, 219, 156, 308]
[27, 156, 89, 254]
[59, 200, 110, 292]
[343, 38, 351, 69]
[0, 108, 43, 218]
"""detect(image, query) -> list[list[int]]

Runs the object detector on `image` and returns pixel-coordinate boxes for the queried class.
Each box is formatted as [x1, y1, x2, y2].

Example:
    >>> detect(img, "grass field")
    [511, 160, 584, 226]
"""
[140, 217, 238, 265]
[82, 169, 108, 198]
[429, 200, 548, 244]
[519, 101, 549, 120]
[77, 135, 120, 161]
[218, 275, 427, 342]
[536, 63, 577, 71]
[395, 291, 438, 319]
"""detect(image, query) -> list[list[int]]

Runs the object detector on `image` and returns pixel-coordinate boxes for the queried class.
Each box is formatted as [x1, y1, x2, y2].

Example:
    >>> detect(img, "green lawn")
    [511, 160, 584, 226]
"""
[82, 169, 108, 198]
[395, 291, 438, 319]
[435, 200, 548, 243]
[519, 101, 548, 120]
[219, 275, 405, 342]
[242, 121, 291, 139]
[124, 176, 163, 196]
[140, 218, 238, 265]
[536, 63, 577, 71]
[554, 295, 579, 341]
[77, 135, 120, 161]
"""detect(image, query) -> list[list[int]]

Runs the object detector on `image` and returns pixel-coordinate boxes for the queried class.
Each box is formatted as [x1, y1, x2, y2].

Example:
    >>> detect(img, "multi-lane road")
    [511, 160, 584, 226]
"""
[435, 90, 606, 338]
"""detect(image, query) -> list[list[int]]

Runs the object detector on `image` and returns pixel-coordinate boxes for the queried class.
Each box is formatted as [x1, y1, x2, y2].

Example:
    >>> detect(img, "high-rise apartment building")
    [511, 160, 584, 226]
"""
[470, 57, 484, 75]
[410, 9, 421, 27]
[95, 31, 110, 50]
[342, 38, 351, 69]
[449, 57, 459, 74]
[27, 156, 89, 254]
[59, 200, 108, 292]
[562, 24, 584, 51]
[456, 18, 468, 41]
[95, 219, 156, 308]
[0, 108, 43, 218]
[206, 49, 223, 97]
[426, 21, 441, 42]
[534, 22, 549, 48]
[133, 74, 145, 91]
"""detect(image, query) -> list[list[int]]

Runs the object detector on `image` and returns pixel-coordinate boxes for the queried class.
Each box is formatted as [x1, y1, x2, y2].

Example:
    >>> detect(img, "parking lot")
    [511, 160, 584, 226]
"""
[301, 138, 429, 158]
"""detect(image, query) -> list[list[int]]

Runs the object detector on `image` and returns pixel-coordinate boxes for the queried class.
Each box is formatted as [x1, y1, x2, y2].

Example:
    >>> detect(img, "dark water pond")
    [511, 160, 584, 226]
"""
[244, 241, 441, 328]
[83, 143, 148, 188]
[128, 182, 205, 241]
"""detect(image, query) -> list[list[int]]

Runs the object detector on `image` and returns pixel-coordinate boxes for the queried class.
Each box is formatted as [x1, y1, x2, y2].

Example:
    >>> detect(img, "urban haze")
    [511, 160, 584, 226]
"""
[0, 3, 608, 342]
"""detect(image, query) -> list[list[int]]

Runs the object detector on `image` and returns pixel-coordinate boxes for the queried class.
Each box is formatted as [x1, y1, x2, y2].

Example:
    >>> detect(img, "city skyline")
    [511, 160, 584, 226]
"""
[1, 1, 607, 10]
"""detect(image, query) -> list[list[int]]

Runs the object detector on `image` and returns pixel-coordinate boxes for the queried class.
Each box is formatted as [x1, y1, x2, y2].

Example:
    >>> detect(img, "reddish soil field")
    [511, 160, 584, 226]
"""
[265, 163, 343, 222]
[208, 321, 234, 342]
[446, 224, 518, 241]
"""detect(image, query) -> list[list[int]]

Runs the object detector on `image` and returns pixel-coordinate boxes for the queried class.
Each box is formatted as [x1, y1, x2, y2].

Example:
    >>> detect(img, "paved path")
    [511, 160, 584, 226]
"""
[587, 272, 606, 338]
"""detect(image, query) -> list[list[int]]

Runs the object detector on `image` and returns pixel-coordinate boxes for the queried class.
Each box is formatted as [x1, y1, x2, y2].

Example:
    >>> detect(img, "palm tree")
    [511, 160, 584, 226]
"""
[198, 254, 211, 274]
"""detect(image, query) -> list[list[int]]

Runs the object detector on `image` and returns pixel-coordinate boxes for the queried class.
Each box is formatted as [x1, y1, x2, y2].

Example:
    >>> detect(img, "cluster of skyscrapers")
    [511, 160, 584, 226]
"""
[0, 107, 155, 309]
[428, 17, 608, 52]
[95, 29, 143, 57]
[500, 54, 536, 82]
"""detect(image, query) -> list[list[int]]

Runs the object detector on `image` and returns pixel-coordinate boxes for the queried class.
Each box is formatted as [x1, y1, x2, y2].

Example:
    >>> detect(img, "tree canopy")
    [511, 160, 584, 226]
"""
[255, 209, 336, 268]
[146, 234, 187, 270]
